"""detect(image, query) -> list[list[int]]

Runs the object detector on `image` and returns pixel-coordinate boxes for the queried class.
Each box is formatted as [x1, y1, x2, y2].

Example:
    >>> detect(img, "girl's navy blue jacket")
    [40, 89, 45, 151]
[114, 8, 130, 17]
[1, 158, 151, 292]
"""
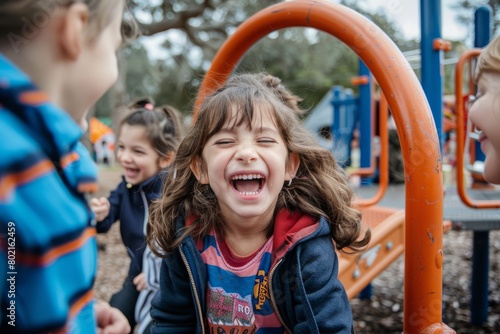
[96, 173, 163, 278]
[150, 209, 354, 333]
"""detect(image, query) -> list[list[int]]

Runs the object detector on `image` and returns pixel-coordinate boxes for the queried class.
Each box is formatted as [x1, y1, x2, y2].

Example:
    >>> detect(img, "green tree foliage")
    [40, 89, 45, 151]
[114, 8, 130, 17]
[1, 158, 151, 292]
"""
[234, 1, 420, 114]
[452, 0, 500, 35]
[97, 1, 457, 122]
[235, 29, 358, 115]
[96, 0, 249, 123]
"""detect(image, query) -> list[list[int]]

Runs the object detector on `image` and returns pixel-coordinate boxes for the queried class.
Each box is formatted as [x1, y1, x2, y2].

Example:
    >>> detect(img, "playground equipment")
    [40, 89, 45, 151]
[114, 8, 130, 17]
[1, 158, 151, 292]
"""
[306, 80, 406, 298]
[194, 1, 450, 332]
[331, 61, 375, 176]
[454, 50, 500, 209]
[421, 0, 452, 150]
[470, 5, 492, 164]
[338, 93, 406, 297]
[303, 85, 358, 166]
[304, 60, 378, 180]
[328, 86, 357, 167]
[88, 117, 115, 166]
[451, 45, 500, 326]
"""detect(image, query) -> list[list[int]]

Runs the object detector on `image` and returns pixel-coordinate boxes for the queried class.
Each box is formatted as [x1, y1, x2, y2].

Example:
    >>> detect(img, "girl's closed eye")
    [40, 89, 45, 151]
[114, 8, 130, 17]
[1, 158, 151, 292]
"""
[214, 139, 235, 146]
[257, 137, 277, 144]
[134, 149, 145, 155]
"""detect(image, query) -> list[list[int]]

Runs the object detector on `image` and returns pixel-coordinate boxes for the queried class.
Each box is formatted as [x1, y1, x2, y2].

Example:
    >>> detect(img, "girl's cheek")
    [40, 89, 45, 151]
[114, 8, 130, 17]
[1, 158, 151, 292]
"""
[493, 92, 500, 122]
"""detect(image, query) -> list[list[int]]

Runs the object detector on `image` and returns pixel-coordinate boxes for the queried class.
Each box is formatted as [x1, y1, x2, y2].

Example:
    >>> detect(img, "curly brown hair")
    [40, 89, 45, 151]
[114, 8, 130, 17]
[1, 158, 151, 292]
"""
[148, 72, 370, 256]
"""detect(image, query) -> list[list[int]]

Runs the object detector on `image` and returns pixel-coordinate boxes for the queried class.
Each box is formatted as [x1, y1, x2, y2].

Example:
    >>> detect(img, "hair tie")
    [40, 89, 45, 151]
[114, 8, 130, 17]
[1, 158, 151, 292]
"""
[144, 103, 154, 111]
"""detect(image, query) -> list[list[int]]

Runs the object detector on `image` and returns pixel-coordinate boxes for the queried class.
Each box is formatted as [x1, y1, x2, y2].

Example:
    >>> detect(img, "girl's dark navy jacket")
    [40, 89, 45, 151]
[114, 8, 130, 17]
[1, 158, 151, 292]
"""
[96, 173, 163, 278]
[150, 209, 354, 333]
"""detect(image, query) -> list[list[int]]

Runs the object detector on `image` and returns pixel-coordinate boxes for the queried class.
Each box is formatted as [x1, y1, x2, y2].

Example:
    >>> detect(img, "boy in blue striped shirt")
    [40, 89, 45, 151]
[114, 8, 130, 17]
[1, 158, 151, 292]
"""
[0, 1, 132, 333]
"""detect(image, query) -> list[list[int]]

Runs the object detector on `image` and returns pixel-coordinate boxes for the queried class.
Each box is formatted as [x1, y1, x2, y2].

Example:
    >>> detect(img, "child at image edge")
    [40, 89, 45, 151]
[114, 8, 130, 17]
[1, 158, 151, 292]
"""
[0, 0, 131, 333]
[90, 98, 184, 334]
[147, 73, 371, 333]
[469, 34, 500, 185]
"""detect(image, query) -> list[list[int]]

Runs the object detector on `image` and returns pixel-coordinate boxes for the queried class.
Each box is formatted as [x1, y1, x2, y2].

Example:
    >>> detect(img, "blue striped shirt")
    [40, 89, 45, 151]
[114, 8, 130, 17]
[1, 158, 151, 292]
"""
[0, 54, 99, 333]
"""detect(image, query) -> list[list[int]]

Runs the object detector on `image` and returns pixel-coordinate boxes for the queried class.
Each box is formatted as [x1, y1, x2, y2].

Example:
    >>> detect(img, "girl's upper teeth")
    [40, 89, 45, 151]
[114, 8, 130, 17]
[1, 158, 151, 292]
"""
[232, 174, 263, 180]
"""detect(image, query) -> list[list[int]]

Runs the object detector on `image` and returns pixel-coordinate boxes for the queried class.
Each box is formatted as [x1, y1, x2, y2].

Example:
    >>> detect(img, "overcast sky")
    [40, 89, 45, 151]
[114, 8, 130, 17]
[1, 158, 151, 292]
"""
[356, 0, 469, 41]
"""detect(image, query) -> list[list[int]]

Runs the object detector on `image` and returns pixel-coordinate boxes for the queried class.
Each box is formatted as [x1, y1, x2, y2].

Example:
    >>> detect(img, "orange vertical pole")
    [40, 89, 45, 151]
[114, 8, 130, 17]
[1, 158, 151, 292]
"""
[194, 1, 449, 332]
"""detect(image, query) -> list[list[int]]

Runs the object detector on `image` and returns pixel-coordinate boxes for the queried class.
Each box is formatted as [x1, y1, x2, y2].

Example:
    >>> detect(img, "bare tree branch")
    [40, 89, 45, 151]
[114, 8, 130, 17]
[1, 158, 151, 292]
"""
[137, 0, 216, 36]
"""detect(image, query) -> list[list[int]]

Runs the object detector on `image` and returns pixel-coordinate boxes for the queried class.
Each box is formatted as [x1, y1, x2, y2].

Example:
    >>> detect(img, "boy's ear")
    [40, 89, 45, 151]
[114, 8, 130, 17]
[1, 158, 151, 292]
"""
[159, 152, 175, 169]
[58, 3, 89, 60]
[190, 156, 209, 184]
[285, 152, 300, 181]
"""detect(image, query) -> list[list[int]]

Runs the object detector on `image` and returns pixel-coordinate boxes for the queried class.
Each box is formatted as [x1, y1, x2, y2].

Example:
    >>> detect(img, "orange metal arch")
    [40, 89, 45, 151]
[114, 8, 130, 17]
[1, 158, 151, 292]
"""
[194, 1, 447, 332]
[454, 48, 500, 208]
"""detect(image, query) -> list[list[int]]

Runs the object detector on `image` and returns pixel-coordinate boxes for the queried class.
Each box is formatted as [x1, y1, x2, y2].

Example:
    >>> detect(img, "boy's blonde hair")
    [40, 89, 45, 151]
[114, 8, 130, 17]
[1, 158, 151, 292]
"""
[475, 35, 500, 84]
[0, 0, 136, 46]
[148, 72, 371, 256]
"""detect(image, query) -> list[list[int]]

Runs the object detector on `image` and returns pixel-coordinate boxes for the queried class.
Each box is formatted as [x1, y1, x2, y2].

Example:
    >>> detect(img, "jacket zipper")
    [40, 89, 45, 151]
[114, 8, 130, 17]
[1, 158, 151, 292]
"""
[268, 258, 293, 334]
[179, 244, 205, 334]
[140, 190, 148, 234]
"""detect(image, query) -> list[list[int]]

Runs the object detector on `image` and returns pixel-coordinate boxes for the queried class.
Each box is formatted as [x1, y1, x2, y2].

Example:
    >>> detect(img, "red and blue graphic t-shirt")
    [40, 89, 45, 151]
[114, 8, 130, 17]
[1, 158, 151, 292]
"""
[200, 231, 285, 333]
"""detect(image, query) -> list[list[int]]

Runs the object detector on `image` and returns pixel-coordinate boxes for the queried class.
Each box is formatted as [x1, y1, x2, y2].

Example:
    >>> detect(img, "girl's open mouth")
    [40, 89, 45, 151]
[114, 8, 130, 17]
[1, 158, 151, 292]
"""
[125, 167, 140, 178]
[231, 174, 265, 196]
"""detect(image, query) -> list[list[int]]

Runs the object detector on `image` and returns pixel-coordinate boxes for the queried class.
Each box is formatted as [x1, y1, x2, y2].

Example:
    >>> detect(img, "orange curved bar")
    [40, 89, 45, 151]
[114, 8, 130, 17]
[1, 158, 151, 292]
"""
[454, 49, 500, 208]
[355, 93, 389, 207]
[194, 1, 447, 332]
[348, 166, 376, 177]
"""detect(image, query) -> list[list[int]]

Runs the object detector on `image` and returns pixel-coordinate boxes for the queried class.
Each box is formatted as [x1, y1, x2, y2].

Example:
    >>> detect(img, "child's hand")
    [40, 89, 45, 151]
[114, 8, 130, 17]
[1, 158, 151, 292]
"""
[95, 301, 130, 334]
[90, 197, 110, 222]
[133, 272, 147, 291]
